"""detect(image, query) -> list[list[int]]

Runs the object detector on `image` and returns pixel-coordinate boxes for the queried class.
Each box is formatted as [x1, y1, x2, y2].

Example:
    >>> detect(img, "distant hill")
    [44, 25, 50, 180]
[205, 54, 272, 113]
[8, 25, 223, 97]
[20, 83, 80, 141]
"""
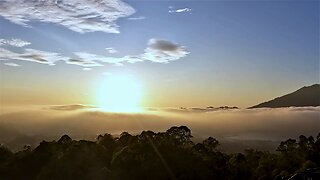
[250, 84, 320, 108]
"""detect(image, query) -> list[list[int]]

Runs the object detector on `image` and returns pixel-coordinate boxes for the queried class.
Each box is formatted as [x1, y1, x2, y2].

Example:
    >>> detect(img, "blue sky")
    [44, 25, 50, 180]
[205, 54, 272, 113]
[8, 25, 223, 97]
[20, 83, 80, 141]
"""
[0, 0, 319, 108]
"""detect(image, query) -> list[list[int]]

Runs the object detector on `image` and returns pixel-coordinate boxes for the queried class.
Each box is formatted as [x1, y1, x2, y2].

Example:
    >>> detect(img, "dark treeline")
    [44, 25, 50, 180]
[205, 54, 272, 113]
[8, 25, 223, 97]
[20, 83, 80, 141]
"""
[0, 126, 319, 180]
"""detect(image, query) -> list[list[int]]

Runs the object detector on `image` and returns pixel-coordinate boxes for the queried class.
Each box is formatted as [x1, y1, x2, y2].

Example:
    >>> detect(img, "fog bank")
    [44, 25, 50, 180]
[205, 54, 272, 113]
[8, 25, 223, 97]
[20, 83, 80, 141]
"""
[0, 106, 319, 151]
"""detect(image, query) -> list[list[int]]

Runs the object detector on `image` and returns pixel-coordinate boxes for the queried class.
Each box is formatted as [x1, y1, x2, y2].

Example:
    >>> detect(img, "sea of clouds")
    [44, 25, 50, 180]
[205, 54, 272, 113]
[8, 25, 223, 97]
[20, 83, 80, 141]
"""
[0, 105, 319, 151]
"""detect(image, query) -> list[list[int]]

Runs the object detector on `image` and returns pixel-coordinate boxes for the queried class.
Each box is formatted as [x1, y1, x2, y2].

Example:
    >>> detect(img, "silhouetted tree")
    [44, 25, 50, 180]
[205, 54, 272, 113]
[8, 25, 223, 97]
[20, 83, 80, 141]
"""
[0, 127, 318, 180]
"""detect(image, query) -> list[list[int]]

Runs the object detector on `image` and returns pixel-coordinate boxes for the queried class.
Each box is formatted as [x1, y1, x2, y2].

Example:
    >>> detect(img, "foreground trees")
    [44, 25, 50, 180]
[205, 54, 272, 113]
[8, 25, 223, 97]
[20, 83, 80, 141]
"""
[0, 126, 319, 180]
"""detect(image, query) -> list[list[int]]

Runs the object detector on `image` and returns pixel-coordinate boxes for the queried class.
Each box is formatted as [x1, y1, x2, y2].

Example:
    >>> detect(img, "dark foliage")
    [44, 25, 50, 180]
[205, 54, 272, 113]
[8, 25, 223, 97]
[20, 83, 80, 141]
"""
[0, 126, 319, 180]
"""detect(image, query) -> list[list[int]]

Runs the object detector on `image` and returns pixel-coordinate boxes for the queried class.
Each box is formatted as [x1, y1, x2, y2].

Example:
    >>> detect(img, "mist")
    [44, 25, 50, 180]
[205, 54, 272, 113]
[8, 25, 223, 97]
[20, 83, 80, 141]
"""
[0, 105, 319, 151]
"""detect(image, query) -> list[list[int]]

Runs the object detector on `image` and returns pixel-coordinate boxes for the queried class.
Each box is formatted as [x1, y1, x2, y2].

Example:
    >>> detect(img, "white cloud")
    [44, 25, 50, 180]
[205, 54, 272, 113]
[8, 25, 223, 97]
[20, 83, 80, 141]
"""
[82, 68, 92, 71]
[169, 7, 192, 13]
[121, 55, 144, 64]
[127, 16, 146, 20]
[0, 48, 104, 67]
[3, 62, 21, 67]
[74, 52, 125, 66]
[105, 47, 118, 54]
[0, 39, 189, 67]
[0, 48, 68, 65]
[76, 39, 189, 64]
[0, 38, 31, 47]
[0, 0, 135, 33]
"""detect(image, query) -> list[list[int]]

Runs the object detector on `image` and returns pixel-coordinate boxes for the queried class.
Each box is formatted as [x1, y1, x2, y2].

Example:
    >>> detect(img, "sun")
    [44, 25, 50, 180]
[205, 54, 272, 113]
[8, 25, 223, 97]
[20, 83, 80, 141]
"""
[96, 75, 143, 112]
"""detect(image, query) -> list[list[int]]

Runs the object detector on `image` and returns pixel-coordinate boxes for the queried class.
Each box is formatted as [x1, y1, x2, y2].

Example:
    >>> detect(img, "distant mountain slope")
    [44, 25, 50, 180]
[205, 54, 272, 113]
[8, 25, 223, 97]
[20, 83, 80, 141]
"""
[250, 84, 320, 108]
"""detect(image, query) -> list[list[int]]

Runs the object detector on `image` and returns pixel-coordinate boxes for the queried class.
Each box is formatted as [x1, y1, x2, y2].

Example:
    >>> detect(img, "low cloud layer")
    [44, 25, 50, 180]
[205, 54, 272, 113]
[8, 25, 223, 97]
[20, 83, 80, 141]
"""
[46, 104, 96, 111]
[163, 106, 239, 113]
[0, 0, 135, 33]
[0, 106, 319, 151]
[1, 39, 189, 67]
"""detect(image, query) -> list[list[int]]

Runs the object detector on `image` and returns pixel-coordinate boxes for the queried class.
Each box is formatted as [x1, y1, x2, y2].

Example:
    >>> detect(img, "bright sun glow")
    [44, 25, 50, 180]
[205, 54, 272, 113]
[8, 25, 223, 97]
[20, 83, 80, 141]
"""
[96, 75, 143, 112]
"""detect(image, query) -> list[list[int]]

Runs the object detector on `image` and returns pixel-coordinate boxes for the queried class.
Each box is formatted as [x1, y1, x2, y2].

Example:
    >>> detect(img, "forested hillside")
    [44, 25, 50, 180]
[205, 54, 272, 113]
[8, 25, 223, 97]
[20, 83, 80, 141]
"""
[0, 126, 319, 180]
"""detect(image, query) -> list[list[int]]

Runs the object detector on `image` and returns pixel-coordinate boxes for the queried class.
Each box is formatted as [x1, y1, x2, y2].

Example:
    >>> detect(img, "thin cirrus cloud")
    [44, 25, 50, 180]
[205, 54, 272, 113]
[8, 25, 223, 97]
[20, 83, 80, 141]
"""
[105, 47, 118, 54]
[127, 16, 146, 20]
[73, 52, 125, 66]
[82, 68, 92, 71]
[66, 57, 104, 67]
[169, 7, 192, 13]
[0, 0, 135, 33]
[3, 62, 21, 67]
[0, 48, 68, 65]
[0, 39, 189, 67]
[0, 38, 31, 47]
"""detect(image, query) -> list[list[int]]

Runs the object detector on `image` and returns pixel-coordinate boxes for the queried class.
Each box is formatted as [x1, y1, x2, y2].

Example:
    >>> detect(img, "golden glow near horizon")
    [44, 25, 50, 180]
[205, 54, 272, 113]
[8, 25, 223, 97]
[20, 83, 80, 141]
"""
[96, 75, 143, 112]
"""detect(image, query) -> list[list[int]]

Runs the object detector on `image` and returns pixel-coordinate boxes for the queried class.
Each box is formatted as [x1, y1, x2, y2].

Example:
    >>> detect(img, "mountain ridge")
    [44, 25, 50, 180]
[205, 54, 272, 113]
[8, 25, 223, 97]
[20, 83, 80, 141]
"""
[249, 84, 320, 108]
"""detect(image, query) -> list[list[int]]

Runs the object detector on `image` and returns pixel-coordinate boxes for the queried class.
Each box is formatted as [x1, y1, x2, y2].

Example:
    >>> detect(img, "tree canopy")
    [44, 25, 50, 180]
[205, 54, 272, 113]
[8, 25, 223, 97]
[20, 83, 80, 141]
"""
[0, 126, 319, 180]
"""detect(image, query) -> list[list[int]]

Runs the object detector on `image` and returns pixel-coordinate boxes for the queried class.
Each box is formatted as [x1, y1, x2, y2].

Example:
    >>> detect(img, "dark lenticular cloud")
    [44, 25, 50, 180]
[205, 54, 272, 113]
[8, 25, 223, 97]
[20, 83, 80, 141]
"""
[46, 104, 96, 111]
[143, 39, 189, 63]
[148, 39, 181, 51]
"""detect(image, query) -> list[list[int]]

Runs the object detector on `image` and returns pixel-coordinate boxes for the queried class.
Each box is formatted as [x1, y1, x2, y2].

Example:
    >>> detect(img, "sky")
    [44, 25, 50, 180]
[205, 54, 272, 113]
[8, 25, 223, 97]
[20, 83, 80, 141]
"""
[0, 0, 319, 150]
[0, 0, 319, 109]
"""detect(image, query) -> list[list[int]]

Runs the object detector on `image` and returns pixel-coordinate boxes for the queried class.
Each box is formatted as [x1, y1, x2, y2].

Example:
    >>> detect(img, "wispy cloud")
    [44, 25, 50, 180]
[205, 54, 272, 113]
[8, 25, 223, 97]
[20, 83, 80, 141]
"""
[0, 39, 189, 67]
[0, 0, 135, 33]
[169, 7, 192, 14]
[70, 39, 189, 65]
[82, 68, 92, 71]
[0, 38, 31, 47]
[105, 47, 118, 54]
[66, 57, 103, 67]
[3, 62, 21, 67]
[0, 48, 68, 65]
[127, 16, 146, 20]
[73, 52, 124, 66]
